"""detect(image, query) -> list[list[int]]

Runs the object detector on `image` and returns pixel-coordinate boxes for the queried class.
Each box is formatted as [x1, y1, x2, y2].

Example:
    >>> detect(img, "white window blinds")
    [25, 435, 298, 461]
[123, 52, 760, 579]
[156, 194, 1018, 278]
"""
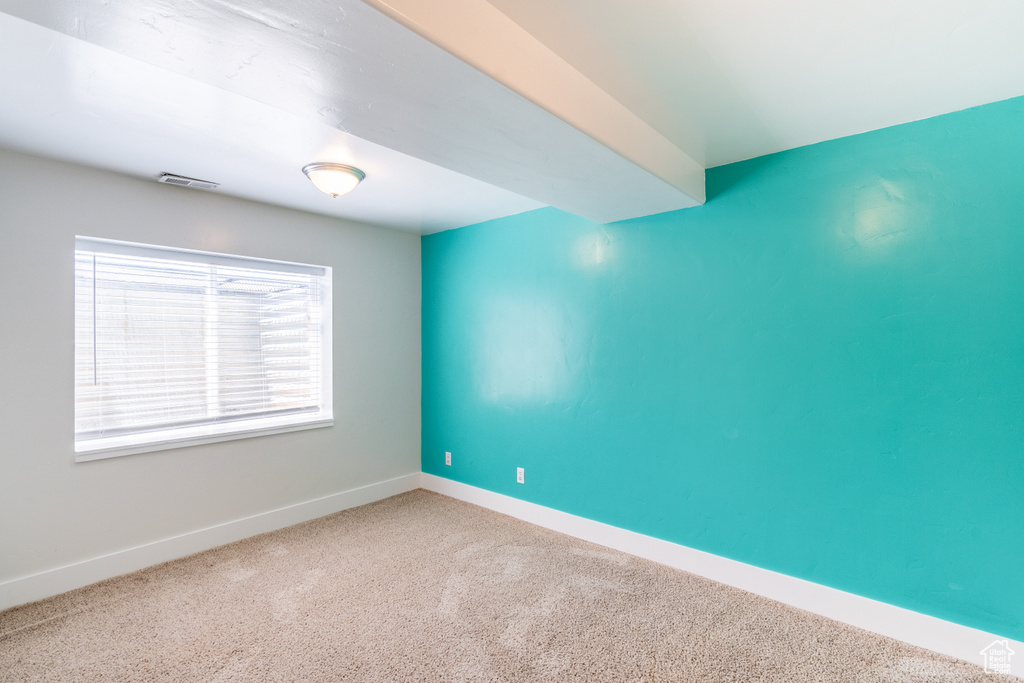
[74, 237, 332, 459]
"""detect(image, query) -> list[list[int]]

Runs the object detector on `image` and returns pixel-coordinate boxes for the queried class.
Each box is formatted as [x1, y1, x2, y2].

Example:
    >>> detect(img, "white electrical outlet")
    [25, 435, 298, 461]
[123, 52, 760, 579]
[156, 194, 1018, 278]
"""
[445, 451, 452, 466]
[516, 467, 525, 484]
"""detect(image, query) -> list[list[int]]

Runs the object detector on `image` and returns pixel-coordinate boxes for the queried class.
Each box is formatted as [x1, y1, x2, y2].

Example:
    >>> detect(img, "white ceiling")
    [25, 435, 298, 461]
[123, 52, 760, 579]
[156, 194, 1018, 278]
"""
[0, 12, 544, 233]
[485, 0, 1024, 167]
[1, 0, 1022, 232]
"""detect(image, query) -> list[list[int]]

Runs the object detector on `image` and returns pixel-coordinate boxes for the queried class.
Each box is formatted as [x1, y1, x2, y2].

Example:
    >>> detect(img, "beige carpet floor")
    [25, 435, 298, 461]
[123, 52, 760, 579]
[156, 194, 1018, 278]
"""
[0, 490, 1012, 682]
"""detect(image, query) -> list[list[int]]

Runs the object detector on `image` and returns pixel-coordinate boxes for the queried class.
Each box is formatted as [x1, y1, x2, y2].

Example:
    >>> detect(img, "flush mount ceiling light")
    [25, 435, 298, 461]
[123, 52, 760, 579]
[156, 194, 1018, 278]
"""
[302, 162, 366, 197]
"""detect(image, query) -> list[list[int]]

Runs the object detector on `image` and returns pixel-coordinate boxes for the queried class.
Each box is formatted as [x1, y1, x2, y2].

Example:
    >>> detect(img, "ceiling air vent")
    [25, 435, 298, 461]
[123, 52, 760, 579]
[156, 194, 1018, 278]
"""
[157, 173, 219, 190]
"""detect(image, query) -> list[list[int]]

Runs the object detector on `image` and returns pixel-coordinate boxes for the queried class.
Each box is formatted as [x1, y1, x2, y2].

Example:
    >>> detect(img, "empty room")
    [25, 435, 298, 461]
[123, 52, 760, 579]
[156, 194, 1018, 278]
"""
[1, 0, 1022, 680]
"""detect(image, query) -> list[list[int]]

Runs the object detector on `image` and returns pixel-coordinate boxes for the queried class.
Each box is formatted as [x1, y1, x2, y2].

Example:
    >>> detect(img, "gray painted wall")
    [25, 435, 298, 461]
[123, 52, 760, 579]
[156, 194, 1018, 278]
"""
[0, 149, 421, 584]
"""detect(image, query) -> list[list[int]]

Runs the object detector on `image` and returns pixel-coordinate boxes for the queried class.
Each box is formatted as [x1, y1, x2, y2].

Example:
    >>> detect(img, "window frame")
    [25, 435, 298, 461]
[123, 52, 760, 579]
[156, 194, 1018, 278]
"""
[73, 237, 333, 462]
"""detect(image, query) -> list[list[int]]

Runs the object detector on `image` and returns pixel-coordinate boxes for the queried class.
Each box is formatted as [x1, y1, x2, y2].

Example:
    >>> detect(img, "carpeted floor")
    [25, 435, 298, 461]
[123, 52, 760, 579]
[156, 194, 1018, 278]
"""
[0, 490, 1012, 682]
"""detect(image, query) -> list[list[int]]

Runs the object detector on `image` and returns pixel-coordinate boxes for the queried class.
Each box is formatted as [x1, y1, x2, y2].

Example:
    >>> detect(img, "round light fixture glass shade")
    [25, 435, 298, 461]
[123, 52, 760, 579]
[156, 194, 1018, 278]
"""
[302, 162, 366, 197]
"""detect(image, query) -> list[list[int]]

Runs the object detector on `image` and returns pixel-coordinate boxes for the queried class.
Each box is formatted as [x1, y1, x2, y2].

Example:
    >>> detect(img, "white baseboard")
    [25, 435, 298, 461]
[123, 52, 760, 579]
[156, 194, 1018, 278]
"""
[0, 472, 421, 612]
[419, 473, 1023, 678]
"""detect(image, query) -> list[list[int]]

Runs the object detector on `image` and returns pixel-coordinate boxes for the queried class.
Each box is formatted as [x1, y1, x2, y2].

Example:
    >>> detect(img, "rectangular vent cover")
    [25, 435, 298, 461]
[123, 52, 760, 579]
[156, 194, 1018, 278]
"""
[158, 173, 219, 190]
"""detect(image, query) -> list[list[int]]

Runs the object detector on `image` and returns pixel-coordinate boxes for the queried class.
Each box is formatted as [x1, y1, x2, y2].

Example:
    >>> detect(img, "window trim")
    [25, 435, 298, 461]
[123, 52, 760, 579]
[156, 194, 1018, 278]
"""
[74, 416, 335, 462]
[74, 237, 333, 462]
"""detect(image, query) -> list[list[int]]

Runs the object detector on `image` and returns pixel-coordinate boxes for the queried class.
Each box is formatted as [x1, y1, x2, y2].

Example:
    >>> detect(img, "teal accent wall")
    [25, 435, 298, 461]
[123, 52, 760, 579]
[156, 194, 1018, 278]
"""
[421, 96, 1024, 640]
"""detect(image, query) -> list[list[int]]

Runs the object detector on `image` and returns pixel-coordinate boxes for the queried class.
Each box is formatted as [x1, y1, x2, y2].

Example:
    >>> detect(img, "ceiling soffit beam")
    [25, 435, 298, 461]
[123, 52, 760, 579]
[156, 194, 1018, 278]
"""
[0, 0, 704, 223]
[360, 0, 706, 207]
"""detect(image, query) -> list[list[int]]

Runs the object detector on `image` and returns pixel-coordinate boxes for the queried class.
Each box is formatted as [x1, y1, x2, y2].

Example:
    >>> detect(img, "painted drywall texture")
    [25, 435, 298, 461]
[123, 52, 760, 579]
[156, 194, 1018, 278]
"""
[422, 96, 1024, 640]
[0, 150, 421, 584]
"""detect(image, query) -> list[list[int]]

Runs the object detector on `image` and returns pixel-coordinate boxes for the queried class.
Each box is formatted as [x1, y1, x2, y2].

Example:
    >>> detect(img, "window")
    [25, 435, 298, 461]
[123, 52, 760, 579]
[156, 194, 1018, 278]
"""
[74, 237, 332, 461]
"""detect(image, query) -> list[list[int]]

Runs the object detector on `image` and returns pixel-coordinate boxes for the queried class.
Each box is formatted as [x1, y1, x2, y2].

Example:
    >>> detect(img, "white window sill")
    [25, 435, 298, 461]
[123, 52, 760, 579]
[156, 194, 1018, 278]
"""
[75, 416, 334, 462]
